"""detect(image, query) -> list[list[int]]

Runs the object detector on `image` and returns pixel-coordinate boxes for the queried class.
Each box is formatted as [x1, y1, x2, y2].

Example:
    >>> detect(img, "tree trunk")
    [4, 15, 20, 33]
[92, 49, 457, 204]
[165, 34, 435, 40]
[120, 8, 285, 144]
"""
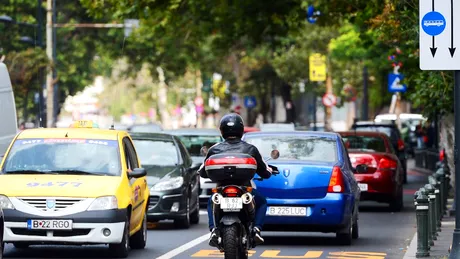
[156, 66, 170, 129]
[440, 113, 455, 192]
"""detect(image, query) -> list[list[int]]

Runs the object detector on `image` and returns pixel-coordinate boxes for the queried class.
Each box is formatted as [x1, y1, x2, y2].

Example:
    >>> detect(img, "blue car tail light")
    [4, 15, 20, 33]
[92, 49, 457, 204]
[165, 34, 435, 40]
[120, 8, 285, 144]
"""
[327, 166, 345, 193]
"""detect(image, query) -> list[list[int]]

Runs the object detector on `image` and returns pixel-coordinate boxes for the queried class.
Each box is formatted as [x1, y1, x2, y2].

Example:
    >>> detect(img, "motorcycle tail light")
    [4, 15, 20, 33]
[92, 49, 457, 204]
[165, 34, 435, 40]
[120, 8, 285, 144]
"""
[223, 186, 239, 197]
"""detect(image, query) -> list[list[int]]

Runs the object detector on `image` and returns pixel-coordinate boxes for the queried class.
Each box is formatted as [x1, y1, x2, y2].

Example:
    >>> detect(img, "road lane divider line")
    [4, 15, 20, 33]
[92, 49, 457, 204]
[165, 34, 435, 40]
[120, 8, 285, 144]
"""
[327, 251, 387, 259]
[260, 250, 323, 258]
[199, 210, 207, 215]
[156, 233, 209, 259]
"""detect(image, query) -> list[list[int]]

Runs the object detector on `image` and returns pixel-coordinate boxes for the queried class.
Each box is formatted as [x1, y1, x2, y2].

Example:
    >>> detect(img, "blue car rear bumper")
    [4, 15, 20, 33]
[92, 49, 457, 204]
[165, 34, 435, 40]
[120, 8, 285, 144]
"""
[263, 193, 354, 232]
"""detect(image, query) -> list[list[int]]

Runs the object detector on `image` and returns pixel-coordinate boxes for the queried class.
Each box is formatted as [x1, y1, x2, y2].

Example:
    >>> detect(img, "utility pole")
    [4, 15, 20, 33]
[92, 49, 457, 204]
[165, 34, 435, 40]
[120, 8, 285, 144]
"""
[45, 0, 54, 127]
[37, 0, 45, 127]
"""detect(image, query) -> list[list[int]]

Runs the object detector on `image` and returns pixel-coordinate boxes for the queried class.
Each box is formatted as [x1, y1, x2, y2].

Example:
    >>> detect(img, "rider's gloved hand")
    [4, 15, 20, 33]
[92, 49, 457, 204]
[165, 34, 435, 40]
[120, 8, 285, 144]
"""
[267, 167, 273, 174]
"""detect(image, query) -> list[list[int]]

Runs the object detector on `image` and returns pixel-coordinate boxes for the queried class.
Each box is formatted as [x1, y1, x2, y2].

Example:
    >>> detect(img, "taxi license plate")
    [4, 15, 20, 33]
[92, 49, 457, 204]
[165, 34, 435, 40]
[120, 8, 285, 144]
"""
[27, 219, 73, 230]
[220, 198, 243, 211]
[358, 183, 368, 191]
[267, 206, 307, 216]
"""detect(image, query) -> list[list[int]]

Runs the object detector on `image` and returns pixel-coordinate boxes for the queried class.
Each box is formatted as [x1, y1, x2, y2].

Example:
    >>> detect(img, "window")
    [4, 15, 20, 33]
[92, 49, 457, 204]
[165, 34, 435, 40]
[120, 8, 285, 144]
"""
[342, 135, 387, 153]
[2, 138, 121, 176]
[176, 135, 222, 156]
[244, 135, 338, 163]
[124, 138, 139, 169]
[132, 139, 179, 166]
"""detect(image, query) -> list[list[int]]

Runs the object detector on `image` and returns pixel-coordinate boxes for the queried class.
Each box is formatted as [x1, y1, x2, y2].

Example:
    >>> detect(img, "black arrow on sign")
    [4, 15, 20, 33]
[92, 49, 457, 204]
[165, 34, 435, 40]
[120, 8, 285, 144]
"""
[430, 0, 437, 57]
[449, 0, 456, 57]
[431, 37, 437, 57]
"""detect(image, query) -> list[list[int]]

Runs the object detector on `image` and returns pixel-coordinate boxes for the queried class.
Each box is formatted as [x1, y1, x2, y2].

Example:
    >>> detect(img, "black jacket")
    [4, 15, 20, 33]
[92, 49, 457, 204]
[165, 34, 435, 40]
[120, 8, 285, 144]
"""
[198, 138, 271, 186]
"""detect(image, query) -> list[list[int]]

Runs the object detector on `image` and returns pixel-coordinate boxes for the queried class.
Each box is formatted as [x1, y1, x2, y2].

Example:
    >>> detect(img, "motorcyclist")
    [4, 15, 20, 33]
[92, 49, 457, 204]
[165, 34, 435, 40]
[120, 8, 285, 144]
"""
[198, 113, 273, 248]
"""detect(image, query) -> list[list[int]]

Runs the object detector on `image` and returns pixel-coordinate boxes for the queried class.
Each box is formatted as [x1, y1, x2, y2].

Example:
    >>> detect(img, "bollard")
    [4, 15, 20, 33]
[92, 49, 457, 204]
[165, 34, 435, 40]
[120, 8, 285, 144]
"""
[416, 188, 430, 257]
[433, 171, 445, 219]
[435, 168, 447, 215]
[425, 184, 438, 242]
[429, 176, 442, 231]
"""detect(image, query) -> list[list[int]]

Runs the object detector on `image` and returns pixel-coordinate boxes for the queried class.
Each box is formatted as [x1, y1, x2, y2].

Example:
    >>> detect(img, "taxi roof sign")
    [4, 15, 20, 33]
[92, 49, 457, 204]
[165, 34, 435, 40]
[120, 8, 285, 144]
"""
[70, 120, 99, 128]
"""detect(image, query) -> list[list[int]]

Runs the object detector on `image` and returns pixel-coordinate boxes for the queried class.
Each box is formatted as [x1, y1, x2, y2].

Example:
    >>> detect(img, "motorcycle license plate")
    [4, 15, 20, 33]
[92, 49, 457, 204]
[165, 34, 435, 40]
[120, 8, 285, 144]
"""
[220, 197, 243, 211]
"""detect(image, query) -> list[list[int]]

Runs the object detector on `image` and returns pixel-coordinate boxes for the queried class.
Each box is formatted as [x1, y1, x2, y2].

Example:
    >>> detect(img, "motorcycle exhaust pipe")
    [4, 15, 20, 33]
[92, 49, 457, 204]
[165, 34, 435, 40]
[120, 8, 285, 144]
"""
[241, 192, 253, 204]
[211, 193, 222, 204]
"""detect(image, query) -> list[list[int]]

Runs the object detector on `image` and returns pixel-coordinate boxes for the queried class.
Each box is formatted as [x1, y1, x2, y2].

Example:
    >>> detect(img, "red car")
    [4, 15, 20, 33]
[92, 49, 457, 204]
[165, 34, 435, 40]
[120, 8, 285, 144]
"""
[339, 131, 404, 211]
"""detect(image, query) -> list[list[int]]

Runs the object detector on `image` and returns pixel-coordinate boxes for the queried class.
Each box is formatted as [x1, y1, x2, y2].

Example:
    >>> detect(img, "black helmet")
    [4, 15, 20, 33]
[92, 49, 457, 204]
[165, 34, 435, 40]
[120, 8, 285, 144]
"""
[219, 113, 244, 139]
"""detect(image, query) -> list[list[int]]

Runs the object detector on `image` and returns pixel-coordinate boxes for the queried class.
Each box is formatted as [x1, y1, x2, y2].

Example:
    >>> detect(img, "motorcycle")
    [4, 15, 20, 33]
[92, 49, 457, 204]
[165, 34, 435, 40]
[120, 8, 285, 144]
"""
[202, 149, 280, 259]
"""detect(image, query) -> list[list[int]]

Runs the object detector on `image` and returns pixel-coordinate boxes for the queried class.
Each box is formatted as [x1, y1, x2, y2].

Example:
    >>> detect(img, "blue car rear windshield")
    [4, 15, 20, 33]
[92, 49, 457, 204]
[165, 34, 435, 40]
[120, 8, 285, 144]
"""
[245, 136, 338, 163]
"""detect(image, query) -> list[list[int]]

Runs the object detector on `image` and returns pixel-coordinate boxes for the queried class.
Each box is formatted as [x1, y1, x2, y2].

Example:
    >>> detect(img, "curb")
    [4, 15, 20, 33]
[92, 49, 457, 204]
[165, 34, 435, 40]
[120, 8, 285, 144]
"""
[403, 233, 418, 259]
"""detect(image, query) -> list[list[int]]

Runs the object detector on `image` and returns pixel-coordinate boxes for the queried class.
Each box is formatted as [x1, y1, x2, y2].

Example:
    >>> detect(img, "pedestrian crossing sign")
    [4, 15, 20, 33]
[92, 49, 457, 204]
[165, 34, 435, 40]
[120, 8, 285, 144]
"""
[388, 73, 407, 93]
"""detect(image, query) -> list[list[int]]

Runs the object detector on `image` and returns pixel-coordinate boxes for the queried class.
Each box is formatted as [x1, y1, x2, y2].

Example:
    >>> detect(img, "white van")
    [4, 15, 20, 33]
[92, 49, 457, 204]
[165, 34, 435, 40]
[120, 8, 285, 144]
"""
[0, 62, 18, 156]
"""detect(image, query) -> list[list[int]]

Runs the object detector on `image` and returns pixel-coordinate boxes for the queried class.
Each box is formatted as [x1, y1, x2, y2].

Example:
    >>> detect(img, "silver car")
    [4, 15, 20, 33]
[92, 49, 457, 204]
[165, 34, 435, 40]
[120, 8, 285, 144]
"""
[167, 128, 223, 207]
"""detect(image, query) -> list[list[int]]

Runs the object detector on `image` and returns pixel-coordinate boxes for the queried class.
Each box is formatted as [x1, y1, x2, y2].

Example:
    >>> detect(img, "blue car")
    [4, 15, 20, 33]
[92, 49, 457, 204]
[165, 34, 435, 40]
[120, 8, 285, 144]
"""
[242, 131, 361, 245]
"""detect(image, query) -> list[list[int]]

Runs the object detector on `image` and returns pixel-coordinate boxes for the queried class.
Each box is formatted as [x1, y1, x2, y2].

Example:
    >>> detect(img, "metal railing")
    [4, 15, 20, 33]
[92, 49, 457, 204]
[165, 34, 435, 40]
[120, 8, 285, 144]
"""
[414, 148, 440, 172]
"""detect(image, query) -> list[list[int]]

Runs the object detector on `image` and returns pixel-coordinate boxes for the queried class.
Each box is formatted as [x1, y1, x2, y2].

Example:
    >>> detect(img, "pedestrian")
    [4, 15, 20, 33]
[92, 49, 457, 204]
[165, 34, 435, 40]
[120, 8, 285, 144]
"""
[415, 121, 425, 148]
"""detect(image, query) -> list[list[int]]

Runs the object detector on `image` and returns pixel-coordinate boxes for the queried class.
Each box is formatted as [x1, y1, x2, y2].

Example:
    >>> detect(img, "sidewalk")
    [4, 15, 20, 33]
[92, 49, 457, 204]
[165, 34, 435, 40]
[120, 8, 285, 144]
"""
[403, 200, 454, 259]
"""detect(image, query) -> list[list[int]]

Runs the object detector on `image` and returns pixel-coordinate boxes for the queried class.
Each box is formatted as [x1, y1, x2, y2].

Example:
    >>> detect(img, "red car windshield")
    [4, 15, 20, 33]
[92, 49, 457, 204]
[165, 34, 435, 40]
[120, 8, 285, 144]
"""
[342, 135, 387, 153]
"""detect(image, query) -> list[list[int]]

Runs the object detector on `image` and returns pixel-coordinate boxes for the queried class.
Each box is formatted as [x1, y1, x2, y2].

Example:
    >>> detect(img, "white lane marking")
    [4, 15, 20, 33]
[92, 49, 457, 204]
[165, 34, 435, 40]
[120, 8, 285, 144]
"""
[156, 233, 209, 259]
[199, 210, 207, 215]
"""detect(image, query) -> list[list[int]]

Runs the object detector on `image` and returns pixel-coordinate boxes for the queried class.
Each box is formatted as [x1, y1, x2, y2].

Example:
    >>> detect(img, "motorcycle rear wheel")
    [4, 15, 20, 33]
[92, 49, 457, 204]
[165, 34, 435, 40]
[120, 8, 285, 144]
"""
[222, 224, 246, 259]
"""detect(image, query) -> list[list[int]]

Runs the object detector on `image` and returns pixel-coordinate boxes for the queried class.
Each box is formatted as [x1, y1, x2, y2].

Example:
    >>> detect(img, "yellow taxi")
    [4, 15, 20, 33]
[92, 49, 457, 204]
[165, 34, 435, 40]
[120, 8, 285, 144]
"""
[0, 121, 149, 258]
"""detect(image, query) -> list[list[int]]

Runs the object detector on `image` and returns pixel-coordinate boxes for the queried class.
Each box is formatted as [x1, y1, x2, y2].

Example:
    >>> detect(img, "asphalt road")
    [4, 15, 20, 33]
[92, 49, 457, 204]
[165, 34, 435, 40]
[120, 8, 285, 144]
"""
[3, 160, 427, 259]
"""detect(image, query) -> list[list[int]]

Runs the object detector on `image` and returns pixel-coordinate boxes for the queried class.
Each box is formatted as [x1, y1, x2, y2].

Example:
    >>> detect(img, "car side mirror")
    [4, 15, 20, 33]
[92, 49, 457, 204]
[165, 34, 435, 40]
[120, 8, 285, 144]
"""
[200, 146, 208, 156]
[355, 164, 368, 174]
[128, 168, 147, 178]
[270, 149, 280, 160]
[189, 163, 201, 172]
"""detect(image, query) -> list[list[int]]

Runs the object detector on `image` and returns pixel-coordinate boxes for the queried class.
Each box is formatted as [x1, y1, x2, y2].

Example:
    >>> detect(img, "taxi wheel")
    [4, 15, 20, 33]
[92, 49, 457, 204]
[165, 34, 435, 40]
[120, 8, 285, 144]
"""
[110, 216, 130, 258]
[174, 197, 191, 229]
[130, 212, 147, 249]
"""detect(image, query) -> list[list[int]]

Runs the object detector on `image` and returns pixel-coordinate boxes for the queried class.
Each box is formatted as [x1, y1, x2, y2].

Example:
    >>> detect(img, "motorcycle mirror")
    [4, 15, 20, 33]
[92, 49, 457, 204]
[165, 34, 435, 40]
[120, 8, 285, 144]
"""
[200, 146, 208, 156]
[270, 149, 280, 160]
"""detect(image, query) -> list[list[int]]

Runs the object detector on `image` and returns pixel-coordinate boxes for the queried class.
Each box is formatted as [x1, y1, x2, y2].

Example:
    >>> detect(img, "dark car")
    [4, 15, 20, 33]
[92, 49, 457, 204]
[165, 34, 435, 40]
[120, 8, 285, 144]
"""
[130, 132, 201, 229]
[128, 123, 163, 133]
[167, 128, 223, 206]
[339, 131, 404, 211]
[351, 121, 408, 183]
[1, 208, 3, 258]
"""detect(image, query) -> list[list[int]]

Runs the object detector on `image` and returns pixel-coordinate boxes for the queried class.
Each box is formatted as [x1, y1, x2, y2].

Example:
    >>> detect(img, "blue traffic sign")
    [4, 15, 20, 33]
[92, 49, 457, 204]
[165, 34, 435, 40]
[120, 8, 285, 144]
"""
[244, 96, 257, 109]
[421, 11, 446, 36]
[388, 73, 407, 93]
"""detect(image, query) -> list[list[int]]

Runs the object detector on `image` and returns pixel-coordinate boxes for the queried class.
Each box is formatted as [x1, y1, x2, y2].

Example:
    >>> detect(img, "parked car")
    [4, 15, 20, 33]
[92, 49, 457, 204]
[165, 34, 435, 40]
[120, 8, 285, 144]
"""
[167, 128, 223, 207]
[338, 131, 404, 211]
[130, 132, 201, 228]
[374, 113, 427, 156]
[242, 131, 361, 245]
[128, 123, 163, 133]
[350, 121, 408, 183]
